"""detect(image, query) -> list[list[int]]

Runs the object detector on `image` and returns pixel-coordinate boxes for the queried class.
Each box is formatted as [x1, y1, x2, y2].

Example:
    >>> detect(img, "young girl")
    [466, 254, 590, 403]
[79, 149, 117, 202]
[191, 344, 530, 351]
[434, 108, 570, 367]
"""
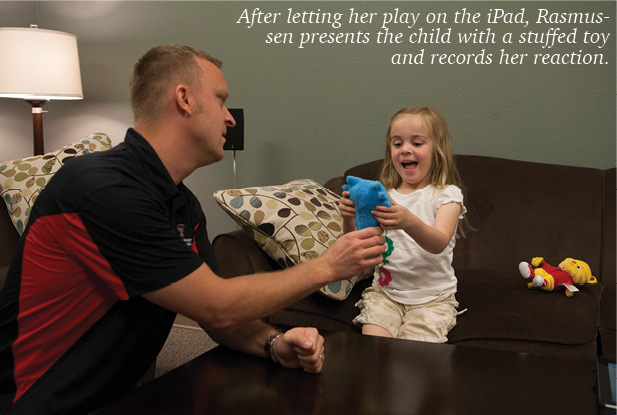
[340, 106, 467, 343]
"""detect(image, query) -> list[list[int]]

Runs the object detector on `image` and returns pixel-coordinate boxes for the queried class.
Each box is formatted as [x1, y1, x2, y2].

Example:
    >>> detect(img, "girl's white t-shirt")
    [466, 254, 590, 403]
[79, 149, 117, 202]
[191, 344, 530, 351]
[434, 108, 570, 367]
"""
[375, 184, 466, 305]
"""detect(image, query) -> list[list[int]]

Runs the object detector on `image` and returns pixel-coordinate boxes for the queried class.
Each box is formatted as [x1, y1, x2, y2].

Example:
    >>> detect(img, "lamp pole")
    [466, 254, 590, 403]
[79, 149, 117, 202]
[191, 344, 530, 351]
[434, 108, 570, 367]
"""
[26, 99, 48, 155]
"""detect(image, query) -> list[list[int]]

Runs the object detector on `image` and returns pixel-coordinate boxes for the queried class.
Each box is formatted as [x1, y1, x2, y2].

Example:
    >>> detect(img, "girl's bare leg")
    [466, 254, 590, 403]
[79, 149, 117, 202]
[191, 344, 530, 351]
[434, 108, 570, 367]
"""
[362, 324, 393, 338]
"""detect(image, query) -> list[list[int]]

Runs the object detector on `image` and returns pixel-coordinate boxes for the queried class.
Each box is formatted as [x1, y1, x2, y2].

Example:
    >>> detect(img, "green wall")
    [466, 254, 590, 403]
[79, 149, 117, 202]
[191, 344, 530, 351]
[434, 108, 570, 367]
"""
[0, 1, 614, 238]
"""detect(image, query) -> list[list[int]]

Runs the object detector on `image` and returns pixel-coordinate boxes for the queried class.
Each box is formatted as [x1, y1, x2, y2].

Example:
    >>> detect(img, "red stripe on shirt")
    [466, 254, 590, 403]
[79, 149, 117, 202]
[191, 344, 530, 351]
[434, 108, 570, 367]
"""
[12, 213, 128, 402]
[191, 224, 200, 255]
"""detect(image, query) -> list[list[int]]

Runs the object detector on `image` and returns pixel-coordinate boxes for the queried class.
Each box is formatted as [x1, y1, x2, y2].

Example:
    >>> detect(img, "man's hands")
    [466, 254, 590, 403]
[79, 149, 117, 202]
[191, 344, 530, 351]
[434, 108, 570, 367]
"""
[272, 327, 325, 374]
[321, 226, 385, 281]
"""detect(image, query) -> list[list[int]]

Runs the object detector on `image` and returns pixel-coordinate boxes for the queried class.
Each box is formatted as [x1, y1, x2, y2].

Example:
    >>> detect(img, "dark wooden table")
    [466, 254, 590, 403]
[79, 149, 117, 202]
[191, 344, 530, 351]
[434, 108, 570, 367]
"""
[93, 331, 600, 415]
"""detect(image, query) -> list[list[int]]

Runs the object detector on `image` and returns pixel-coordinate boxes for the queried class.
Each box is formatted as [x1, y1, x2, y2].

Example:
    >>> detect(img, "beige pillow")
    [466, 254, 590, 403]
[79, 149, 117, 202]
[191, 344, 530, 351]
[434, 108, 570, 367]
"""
[214, 179, 370, 300]
[0, 133, 112, 234]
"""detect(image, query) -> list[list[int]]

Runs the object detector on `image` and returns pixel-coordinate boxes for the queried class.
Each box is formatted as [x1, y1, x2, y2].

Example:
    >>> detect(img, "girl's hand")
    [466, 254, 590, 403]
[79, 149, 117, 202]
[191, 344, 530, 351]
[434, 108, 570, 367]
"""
[372, 198, 414, 231]
[339, 191, 357, 233]
[338, 191, 356, 219]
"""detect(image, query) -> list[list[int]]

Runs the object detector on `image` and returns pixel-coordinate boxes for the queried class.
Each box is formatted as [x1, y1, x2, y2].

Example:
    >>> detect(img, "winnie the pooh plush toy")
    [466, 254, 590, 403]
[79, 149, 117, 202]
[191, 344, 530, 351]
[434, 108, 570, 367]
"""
[518, 257, 597, 297]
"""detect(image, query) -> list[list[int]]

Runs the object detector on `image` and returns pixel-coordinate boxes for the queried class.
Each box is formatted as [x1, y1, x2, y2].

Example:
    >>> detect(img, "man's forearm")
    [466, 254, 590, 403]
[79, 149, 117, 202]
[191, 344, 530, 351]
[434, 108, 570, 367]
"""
[202, 257, 335, 330]
[143, 227, 385, 332]
[144, 257, 333, 333]
[206, 319, 274, 358]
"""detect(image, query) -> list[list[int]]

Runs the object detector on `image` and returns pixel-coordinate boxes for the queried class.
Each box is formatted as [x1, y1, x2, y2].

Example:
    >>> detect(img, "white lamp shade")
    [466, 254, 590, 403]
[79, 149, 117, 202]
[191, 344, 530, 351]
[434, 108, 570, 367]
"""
[0, 27, 83, 100]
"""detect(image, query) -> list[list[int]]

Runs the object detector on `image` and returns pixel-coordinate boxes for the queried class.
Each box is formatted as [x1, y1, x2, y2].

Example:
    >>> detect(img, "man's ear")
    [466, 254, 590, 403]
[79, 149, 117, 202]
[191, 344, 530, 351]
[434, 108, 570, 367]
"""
[175, 85, 192, 116]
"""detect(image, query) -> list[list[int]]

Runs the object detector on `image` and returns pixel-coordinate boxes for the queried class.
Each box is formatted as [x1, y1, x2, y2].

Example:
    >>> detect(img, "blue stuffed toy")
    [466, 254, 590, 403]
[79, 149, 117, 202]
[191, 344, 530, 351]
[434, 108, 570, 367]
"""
[342, 176, 395, 282]
[342, 176, 392, 230]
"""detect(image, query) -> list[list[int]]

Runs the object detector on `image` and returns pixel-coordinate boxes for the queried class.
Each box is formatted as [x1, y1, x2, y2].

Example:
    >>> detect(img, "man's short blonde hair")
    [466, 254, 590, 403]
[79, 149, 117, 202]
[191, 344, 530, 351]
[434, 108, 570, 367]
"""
[130, 44, 222, 123]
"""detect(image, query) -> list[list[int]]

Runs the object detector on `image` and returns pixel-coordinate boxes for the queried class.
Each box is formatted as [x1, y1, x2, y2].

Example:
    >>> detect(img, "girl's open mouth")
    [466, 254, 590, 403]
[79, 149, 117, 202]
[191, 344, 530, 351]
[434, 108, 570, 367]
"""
[402, 161, 418, 171]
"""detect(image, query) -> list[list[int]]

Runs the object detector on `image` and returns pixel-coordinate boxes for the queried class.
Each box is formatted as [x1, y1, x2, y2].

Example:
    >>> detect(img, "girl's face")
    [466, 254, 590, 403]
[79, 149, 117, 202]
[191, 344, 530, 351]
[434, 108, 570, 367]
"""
[389, 114, 434, 192]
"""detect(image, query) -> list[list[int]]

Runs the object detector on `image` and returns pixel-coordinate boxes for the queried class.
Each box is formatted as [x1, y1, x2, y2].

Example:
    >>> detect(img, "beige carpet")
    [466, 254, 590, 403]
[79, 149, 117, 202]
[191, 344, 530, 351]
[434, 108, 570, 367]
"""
[154, 316, 218, 378]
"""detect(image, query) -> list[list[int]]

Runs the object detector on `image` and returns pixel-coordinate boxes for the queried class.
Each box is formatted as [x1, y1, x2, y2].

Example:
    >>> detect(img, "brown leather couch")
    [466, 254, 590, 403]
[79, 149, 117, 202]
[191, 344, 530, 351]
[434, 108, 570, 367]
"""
[0, 204, 20, 291]
[2, 155, 614, 361]
[212, 155, 616, 362]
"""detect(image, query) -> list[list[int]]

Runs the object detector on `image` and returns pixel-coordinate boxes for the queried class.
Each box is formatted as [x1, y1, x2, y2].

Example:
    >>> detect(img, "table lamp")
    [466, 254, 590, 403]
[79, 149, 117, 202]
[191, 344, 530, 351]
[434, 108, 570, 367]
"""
[0, 25, 83, 155]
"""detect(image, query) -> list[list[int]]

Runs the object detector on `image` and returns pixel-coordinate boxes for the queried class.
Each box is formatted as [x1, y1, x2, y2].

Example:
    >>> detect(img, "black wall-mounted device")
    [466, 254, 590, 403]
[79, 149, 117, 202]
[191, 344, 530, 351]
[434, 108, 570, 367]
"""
[224, 108, 244, 151]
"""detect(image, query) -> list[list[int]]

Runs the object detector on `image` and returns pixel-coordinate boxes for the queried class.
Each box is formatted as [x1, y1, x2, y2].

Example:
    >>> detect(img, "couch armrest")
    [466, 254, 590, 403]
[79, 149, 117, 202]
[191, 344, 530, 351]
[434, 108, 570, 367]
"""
[600, 168, 616, 360]
[212, 229, 280, 278]
[324, 176, 344, 196]
[0, 207, 20, 269]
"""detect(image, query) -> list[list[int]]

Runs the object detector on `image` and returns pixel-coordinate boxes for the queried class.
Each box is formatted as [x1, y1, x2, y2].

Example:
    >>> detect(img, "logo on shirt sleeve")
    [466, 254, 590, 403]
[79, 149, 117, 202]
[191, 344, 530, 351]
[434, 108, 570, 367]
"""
[176, 224, 193, 247]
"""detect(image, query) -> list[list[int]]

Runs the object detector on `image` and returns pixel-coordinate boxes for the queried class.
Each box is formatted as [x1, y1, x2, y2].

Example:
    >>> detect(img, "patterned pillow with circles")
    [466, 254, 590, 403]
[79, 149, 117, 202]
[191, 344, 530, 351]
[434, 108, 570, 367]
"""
[213, 179, 372, 300]
[0, 133, 112, 234]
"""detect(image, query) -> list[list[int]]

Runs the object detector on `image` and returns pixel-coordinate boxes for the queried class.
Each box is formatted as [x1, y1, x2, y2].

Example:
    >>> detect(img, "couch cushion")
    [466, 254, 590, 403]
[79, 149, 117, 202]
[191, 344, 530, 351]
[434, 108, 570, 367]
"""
[269, 267, 603, 361]
[0, 134, 112, 234]
[213, 179, 370, 300]
[448, 268, 602, 360]
[452, 155, 605, 276]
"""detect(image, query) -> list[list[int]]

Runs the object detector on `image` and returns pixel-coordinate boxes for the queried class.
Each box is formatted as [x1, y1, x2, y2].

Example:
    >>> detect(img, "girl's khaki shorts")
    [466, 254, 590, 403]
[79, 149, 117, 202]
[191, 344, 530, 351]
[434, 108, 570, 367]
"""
[353, 283, 460, 343]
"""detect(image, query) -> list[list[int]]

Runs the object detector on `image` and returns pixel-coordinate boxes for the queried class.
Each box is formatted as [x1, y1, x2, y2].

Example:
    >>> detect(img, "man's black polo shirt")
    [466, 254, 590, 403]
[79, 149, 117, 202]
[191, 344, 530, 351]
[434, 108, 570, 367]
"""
[0, 128, 217, 414]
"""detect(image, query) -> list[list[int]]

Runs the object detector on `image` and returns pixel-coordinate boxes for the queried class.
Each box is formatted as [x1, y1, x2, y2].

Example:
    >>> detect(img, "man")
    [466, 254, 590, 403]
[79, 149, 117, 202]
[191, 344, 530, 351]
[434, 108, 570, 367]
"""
[0, 45, 385, 414]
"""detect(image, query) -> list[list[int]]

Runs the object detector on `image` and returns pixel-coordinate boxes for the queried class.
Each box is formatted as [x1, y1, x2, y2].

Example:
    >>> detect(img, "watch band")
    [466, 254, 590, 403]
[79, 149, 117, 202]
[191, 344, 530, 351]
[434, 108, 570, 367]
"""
[264, 331, 283, 364]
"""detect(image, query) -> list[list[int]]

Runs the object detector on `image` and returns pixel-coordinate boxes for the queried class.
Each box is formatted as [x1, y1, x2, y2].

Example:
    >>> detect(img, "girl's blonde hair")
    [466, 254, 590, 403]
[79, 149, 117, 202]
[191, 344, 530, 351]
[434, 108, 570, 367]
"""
[380, 106, 469, 237]
[380, 106, 461, 190]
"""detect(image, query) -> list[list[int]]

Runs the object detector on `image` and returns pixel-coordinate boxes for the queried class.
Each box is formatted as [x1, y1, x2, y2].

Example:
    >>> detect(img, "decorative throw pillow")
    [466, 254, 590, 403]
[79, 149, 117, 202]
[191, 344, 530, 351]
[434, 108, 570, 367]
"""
[0, 133, 112, 234]
[213, 179, 371, 300]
